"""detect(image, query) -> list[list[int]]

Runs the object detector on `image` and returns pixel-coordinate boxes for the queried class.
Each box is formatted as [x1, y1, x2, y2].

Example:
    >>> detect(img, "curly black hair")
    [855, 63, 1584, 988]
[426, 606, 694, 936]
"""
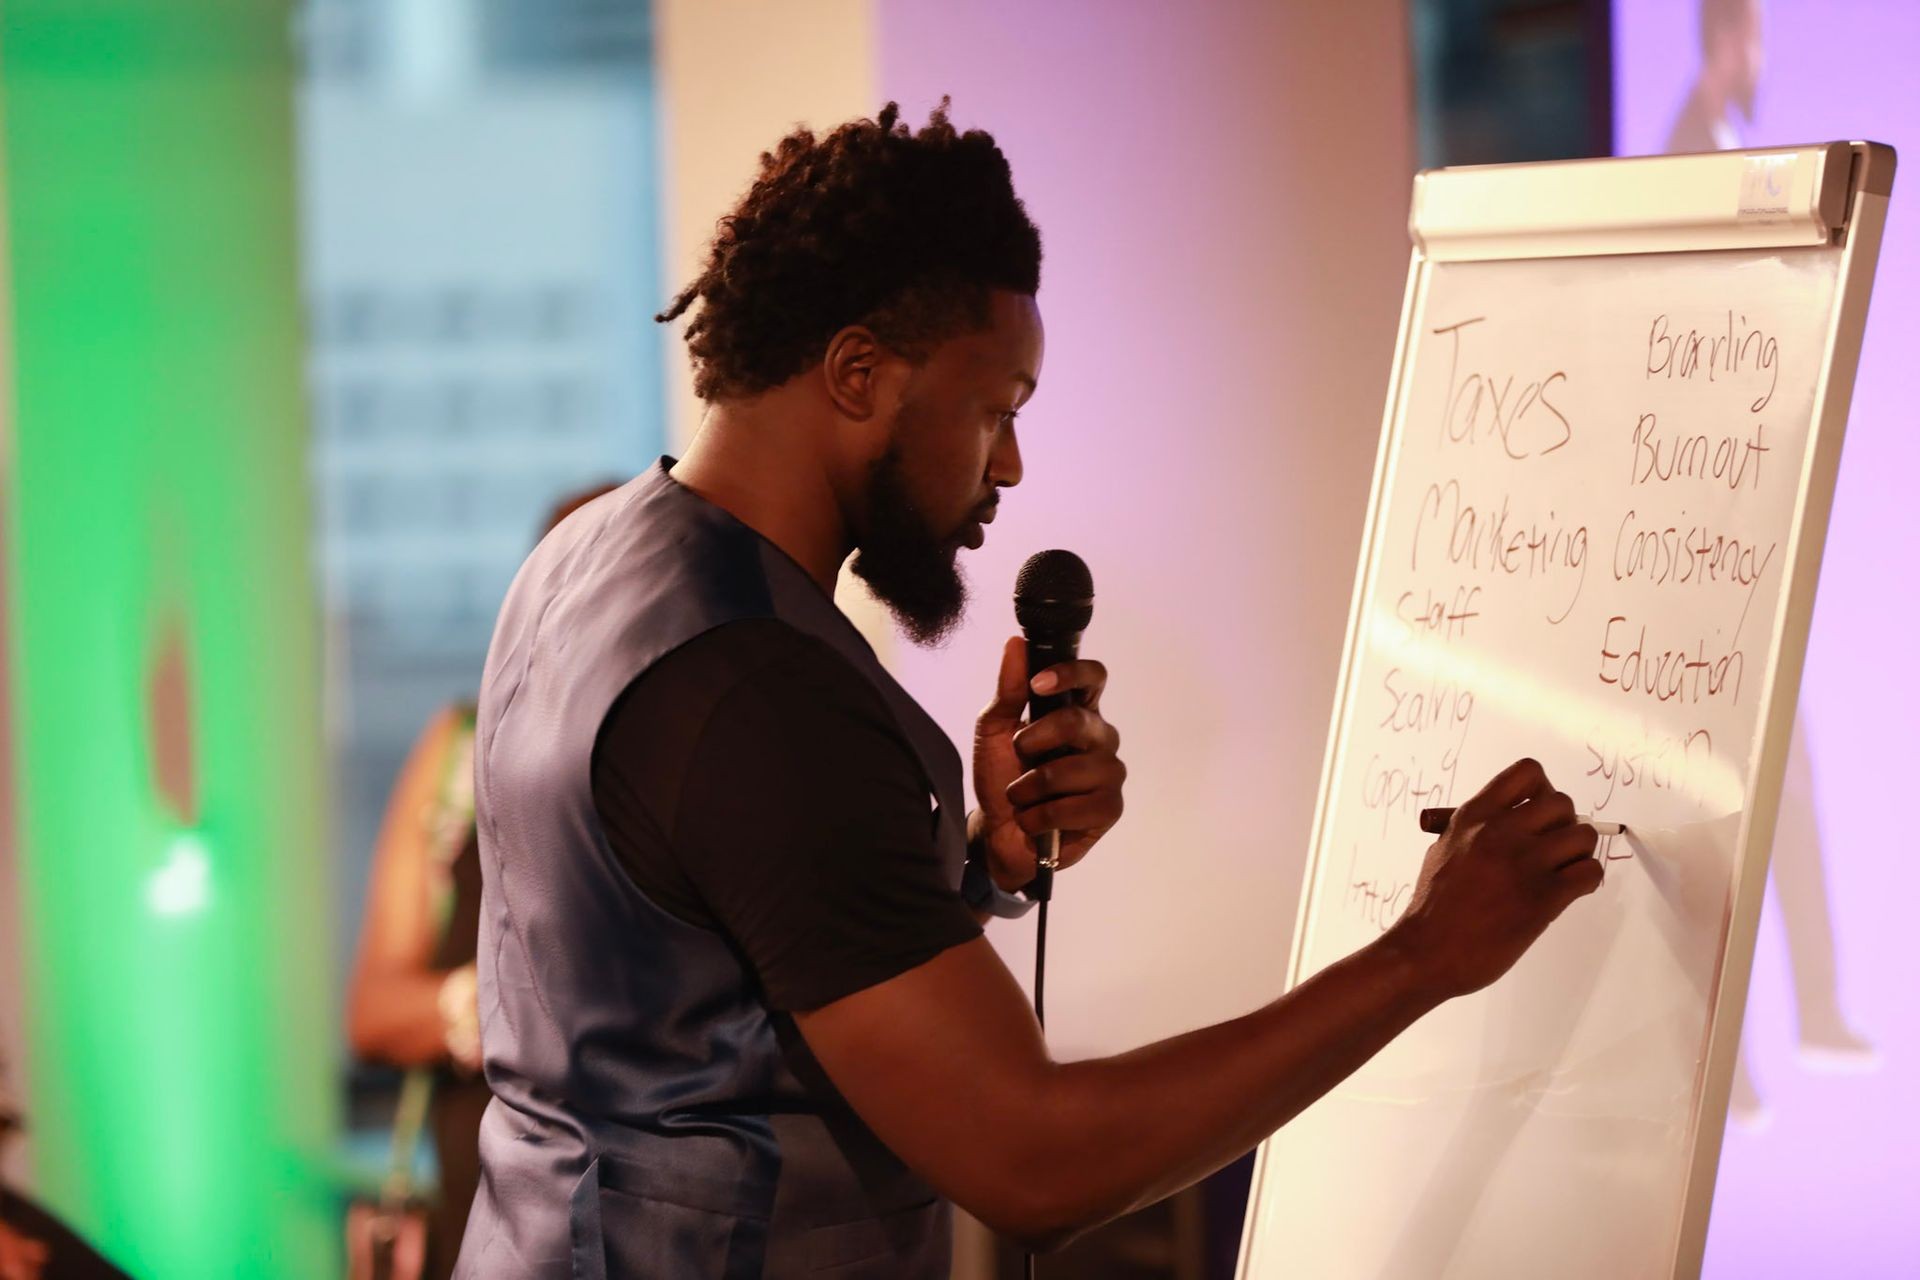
[656, 100, 1042, 402]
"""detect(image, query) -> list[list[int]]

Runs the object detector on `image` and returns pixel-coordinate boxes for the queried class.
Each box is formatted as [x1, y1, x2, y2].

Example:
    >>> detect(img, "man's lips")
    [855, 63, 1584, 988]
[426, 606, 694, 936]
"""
[962, 503, 998, 549]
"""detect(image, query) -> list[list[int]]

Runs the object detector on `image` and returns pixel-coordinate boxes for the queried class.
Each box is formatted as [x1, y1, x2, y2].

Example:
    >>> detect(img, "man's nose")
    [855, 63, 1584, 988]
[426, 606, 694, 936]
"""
[989, 422, 1023, 490]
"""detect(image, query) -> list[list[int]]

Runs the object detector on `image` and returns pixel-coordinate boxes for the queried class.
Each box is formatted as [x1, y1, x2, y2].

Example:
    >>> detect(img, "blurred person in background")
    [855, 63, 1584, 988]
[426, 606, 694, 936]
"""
[347, 483, 616, 1280]
[1665, 0, 1877, 1129]
[1667, 0, 1763, 152]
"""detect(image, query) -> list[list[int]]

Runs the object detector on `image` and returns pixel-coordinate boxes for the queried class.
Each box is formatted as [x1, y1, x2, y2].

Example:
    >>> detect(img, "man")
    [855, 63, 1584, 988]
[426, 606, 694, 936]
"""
[1667, 0, 1765, 153]
[454, 103, 1601, 1277]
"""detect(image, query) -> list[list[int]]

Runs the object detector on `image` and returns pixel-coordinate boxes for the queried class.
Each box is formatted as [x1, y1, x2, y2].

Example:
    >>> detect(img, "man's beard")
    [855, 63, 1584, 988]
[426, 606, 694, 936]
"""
[850, 443, 969, 647]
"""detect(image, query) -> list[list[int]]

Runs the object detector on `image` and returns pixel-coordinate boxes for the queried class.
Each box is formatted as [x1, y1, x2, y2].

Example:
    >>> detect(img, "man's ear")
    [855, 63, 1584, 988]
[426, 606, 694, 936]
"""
[821, 324, 897, 422]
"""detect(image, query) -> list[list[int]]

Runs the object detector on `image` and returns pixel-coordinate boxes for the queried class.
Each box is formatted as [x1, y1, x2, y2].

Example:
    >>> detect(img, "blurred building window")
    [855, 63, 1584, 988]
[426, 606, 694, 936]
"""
[1410, 0, 1612, 167]
[293, 0, 665, 1116]
[480, 0, 652, 72]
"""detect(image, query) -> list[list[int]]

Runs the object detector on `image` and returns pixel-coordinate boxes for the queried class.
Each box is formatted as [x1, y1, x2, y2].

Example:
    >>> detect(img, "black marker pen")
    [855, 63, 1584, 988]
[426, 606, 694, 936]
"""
[1418, 806, 1627, 837]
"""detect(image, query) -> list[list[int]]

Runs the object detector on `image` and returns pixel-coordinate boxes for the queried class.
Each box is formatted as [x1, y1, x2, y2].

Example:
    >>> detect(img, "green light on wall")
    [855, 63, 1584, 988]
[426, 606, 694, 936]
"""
[2, 2, 336, 1274]
[147, 829, 215, 920]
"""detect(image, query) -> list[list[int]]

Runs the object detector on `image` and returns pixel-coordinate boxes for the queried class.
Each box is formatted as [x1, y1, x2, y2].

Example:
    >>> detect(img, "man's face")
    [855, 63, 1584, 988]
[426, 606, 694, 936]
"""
[850, 290, 1042, 645]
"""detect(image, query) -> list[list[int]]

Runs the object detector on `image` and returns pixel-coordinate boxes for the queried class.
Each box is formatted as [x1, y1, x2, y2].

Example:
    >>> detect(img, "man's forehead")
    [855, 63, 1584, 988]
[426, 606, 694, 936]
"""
[947, 293, 1042, 378]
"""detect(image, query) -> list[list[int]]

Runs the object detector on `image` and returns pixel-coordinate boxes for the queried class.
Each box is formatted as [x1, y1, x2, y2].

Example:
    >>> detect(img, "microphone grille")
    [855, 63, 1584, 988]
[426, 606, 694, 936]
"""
[1014, 549, 1094, 634]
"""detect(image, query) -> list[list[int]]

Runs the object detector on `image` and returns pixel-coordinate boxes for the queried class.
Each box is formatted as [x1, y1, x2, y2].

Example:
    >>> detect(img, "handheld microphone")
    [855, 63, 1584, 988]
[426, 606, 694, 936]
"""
[1013, 550, 1094, 904]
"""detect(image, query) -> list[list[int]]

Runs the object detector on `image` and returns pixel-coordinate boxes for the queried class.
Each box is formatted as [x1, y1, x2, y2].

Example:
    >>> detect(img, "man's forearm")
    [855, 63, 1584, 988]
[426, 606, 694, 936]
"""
[797, 930, 1447, 1251]
[1005, 934, 1443, 1247]
[806, 760, 1597, 1252]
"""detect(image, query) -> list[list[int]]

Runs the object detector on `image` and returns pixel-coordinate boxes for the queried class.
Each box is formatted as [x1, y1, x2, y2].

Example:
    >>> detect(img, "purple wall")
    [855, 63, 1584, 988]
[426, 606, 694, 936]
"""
[1618, 3, 1920, 1275]
[862, 1, 1911, 1267]
[872, 0, 1415, 1056]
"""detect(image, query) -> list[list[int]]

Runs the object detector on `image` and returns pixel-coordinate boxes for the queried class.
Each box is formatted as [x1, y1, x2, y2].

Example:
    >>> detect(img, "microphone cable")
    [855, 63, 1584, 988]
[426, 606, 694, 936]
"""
[1034, 898, 1049, 1030]
[1027, 898, 1046, 1280]
[1025, 830, 1058, 1280]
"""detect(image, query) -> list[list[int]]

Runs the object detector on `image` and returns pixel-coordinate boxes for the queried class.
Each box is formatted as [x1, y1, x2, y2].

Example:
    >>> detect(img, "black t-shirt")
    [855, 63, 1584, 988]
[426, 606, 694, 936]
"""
[590, 617, 982, 1012]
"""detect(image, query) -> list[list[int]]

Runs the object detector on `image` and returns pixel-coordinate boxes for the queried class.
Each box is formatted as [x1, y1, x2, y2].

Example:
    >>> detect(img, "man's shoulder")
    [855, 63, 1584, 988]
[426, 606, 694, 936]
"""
[591, 616, 925, 842]
[606, 617, 896, 751]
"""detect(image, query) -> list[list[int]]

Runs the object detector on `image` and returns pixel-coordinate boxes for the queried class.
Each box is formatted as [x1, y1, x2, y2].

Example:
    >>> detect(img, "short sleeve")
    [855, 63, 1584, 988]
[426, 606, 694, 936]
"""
[591, 620, 982, 1011]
